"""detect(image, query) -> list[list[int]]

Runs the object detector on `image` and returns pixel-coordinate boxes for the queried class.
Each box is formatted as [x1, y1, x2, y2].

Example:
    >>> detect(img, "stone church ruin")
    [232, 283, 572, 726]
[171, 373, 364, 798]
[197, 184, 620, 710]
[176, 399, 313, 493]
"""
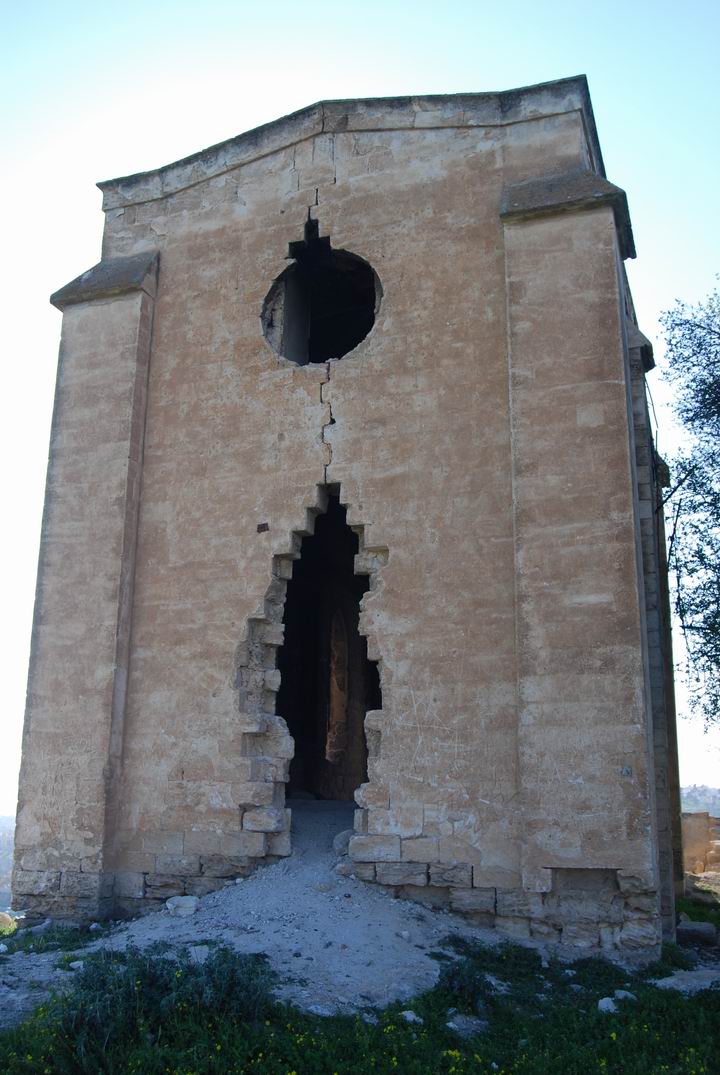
[14, 76, 682, 955]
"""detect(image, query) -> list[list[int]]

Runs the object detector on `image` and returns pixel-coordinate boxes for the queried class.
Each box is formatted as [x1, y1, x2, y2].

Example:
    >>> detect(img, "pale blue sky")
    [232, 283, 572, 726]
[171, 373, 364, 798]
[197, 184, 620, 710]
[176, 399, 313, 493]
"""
[2, 0, 719, 813]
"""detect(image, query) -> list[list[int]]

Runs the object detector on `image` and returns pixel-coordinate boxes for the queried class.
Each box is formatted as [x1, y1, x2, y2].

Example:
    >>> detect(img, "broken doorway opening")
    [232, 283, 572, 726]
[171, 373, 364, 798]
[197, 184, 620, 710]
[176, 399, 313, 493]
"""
[278, 493, 381, 801]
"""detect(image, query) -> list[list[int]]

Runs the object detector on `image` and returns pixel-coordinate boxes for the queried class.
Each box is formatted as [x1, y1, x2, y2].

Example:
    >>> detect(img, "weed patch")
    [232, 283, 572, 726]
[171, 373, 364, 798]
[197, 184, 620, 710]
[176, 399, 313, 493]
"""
[0, 940, 718, 1074]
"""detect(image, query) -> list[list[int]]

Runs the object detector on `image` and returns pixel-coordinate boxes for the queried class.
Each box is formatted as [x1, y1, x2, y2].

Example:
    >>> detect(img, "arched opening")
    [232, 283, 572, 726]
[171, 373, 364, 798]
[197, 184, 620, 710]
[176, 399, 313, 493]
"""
[261, 219, 381, 365]
[278, 494, 381, 800]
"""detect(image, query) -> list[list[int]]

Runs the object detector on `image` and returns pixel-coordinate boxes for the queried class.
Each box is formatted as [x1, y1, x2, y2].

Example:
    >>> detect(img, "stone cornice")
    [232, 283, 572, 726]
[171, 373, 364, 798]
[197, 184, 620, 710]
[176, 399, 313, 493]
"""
[97, 76, 604, 211]
[500, 169, 636, 260]
[50, 251, 160, 311]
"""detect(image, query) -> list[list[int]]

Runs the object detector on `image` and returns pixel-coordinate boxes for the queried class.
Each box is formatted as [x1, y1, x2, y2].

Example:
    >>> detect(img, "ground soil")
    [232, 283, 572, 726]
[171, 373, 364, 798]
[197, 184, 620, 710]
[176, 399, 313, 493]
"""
[2, 804, 719, 1029]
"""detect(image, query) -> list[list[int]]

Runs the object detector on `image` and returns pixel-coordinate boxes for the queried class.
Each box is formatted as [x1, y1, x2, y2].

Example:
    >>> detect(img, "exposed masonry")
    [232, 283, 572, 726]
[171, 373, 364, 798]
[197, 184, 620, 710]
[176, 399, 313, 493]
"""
[15, 81, 680, 959]
[109, 482, 390, 914]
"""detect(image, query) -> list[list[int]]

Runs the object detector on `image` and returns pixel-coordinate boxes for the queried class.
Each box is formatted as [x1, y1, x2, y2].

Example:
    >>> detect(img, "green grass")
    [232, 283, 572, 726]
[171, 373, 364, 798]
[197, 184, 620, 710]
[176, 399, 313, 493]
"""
[0, 922, 105, 959]
[0, 939, 718, 1074]
[677, 894, 720, 931]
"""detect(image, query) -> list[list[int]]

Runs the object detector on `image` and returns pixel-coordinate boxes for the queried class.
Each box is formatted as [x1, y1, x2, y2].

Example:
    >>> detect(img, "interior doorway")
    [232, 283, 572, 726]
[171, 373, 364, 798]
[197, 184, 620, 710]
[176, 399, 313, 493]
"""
[277, 493, 381, 801]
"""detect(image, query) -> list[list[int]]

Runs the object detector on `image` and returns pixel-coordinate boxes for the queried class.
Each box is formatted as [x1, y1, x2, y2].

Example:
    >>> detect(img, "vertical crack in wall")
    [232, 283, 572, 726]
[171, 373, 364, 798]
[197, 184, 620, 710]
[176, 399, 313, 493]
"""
[321, 361, 333, 481]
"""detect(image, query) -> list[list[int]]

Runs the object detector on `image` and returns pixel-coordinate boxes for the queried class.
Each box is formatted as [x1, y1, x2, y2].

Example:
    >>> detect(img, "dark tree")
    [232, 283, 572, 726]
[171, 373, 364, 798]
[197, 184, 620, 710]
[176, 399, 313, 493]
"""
[662, 283, 720, 726]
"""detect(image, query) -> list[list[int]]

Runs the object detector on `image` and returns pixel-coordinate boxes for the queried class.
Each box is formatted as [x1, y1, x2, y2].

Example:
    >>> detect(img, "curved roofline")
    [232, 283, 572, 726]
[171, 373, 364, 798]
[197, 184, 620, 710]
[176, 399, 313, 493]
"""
[98, 75, 604, 211]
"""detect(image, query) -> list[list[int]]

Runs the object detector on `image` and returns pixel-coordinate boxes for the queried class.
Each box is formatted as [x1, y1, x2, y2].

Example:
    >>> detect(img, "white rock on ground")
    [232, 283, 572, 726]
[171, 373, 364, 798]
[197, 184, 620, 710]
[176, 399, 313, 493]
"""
[165, 895, 200, 917]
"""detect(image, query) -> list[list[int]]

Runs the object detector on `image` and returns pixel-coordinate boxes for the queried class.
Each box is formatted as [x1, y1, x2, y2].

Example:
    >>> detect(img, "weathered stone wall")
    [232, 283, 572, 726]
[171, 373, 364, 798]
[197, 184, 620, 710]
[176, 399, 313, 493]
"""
[14, 78, 681, 956]
[682, 813, 720, 874]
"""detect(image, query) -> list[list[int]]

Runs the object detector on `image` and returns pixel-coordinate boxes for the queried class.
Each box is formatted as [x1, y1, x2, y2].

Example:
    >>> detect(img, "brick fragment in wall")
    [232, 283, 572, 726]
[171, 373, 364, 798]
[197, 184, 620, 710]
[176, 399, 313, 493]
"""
[375, 862, 428, 886]
[496, 889, 544, 917]
[141, 832, 184, 854]
[398, 884, 451, 910]
[155, 854, 201, 875]
[401, 837, 439, 862]
[620, 918, 661, 948]
[438, 837, 483, 866]
[600, 925, 621, 949]
[354, 783, 390, 809]
[429, 863, 473, 887]
[560, 922, 599, 949]
[368, 806, 423, 838]
[237, 713, 271, 734]
[495, 916, 531, 939]
[336, 857, 376, 881]
[200, 855, 254, 877]
[243, 807, 286, 833]
[217, 831, 267, 856]
[348, 834, 400, 862]
[530, 920, 560, 943]
[183, 831, 221, 854]
[59, 871, 102, 898]
[354, 809, 368, 833]
[267, 830, 291, 856]
[114, 871, 145, 899]
[15, 849, 79, 872]
[616, 872, 655, 896]
[12, 869, 61, 896]
[144, 874, 186, 897]
[449, 887, 496, 913]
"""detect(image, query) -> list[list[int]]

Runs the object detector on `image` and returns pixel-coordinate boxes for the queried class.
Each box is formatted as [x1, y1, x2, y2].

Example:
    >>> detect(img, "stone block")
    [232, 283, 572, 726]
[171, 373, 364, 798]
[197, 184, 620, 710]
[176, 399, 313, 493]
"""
[376, 862, 428, 886]
[114, 871, 146, 899]
[13, 869, 61, 896]
[354, 809, 368, 833]
[620, 918, 661, 949]
[155, 855, 200, 875]
[429, 863, 472, 887]
[438, 837, 482, 866]
[141, 832, 184, 854]
[243, 807, 286, 833]
[232, 781, 275, 806]
[368, 805, 424, 838]
[264, 669, 281, 692]
[348, 835, 401, 862]
[496, 889, 544, 917]
[144, 874, 185, 898]
[354, 784, 390, 809]
[183, 830, 221, 854]
[401, 837, 439, 863]
[200, 855, 248, 878]
[561, 923, 599, 949]
[59, 871, 101, 898]
[267, 830, 291, 856]
[399, 884, 451, 909]
[530, 920, 560, 943]
[449, 887, 496, 913]
[617, 872, 654, 896]
[495, 916, 531, 940]
[185, 876, 224, 897]
[218, 831, 267, 857]
[336, 857, 376, 881]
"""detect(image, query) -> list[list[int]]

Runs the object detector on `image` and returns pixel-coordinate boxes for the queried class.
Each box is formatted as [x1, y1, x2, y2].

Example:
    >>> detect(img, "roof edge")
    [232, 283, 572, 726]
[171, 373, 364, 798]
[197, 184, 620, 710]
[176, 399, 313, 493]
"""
[98, 76, 604, 211]
[50, 251, 160, 310]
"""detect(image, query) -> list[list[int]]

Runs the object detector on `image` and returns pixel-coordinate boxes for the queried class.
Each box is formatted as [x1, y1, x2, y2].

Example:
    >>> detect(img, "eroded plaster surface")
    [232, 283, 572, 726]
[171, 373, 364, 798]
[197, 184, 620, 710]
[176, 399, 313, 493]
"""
[14, 79, 681, 955]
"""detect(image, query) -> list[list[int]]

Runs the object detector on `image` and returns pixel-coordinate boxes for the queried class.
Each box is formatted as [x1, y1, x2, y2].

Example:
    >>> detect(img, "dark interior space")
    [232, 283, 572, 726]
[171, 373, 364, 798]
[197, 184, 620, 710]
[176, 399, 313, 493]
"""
[278, 494, 381, 801]
[262, 219, 378, 365]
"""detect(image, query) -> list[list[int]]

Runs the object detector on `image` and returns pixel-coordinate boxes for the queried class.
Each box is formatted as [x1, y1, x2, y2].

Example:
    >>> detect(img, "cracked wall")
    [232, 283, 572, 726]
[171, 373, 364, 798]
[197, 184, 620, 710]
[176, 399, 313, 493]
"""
[14, 81, 679, 956]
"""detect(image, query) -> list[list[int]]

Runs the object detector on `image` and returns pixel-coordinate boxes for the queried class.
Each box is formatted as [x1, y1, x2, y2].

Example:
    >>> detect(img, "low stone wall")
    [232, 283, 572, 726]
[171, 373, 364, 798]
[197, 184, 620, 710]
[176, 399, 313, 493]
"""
[338, 851, 660, 957]
[682, 812, 720, 874]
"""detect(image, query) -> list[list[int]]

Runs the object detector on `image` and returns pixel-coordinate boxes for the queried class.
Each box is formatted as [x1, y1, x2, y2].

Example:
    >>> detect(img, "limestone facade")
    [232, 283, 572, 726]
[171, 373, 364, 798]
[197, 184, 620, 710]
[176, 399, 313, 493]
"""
[14, 76, 681, 955]
[682, 813, 720, 875]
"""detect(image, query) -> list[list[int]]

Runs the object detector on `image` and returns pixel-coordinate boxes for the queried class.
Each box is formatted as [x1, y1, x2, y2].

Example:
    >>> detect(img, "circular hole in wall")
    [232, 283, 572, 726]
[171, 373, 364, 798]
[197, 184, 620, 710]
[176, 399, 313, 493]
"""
[262, 225, 381, 365]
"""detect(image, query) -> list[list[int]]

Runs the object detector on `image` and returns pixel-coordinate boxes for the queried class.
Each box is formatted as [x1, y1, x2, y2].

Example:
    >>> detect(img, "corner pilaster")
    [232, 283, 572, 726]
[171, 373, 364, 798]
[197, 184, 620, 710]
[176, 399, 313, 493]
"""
[12, 252, 159, 920]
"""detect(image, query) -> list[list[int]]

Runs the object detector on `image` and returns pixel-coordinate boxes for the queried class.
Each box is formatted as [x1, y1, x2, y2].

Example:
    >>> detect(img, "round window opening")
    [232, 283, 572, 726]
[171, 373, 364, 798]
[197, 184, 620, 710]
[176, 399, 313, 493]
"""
[262, 220, 381, 365]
